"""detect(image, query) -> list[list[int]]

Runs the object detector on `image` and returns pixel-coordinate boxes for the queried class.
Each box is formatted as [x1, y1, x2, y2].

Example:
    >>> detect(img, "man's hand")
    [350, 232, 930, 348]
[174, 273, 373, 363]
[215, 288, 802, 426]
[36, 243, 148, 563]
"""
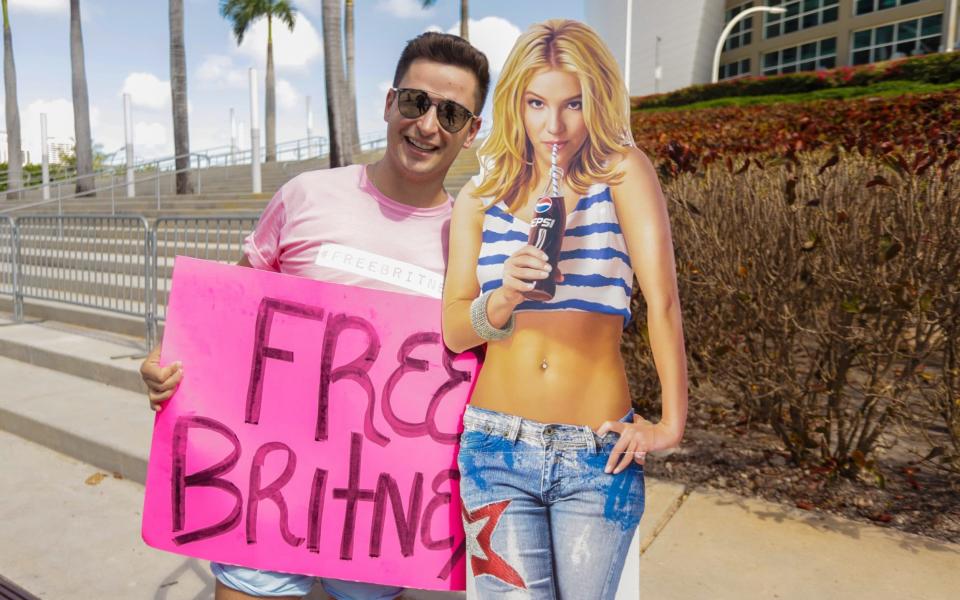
[139, 344, 183, 411]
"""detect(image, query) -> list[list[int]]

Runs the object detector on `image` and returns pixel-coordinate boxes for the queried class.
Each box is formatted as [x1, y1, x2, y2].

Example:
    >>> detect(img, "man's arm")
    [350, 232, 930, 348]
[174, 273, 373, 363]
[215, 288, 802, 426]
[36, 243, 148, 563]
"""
[140, 256, 252, 409]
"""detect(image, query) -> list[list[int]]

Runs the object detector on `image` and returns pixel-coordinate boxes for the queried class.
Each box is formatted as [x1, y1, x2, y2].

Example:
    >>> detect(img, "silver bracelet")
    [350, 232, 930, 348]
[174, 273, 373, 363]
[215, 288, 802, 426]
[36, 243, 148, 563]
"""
[470, 290, 515, 341]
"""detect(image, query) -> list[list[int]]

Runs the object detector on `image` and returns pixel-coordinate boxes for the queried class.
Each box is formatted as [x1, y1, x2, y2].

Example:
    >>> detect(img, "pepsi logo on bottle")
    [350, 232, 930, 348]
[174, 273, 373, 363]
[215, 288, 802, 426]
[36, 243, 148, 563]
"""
[524, 195, 566, 301]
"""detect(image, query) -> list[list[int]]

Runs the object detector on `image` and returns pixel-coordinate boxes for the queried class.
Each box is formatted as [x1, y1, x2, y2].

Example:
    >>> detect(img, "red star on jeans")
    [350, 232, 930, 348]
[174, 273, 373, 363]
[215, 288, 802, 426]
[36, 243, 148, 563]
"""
[462, 499, 526, 590]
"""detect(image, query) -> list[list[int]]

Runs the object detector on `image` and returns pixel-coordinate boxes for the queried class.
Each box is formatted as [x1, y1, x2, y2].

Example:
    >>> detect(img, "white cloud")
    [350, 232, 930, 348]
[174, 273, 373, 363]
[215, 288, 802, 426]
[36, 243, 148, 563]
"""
[133, 122, 168, 148]
[446, 17, 522, 75]
[234, 14, 322, 69]
[197, 54, 248, 89]
[9, 0, 66, 13]
[425, 24, 443, 33]
[294, 0, 321, 16]
[275, 79, 299, 111]
[378, 0, 434, 19]
[121, 72, 170, 111]
[377, 80, 392, 94]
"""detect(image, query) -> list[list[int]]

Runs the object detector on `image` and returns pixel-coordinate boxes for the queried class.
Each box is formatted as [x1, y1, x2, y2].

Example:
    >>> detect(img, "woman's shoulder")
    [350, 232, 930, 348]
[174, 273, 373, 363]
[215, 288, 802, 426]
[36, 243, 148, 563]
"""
[607, 145, 655, 178]
[451, 179, 492, 223]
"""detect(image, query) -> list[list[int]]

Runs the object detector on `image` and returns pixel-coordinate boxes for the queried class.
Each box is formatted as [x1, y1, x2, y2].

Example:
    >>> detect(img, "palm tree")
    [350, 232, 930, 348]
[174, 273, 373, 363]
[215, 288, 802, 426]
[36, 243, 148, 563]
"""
[421, 0, 468, 41]
[343, 0, 359, 158]
[170, 0, 193, 194]
[70, 0, 94, 196]
[2, 0, 21, 200]
[321, 0, 350, 167]
[220, 0, 296, 163]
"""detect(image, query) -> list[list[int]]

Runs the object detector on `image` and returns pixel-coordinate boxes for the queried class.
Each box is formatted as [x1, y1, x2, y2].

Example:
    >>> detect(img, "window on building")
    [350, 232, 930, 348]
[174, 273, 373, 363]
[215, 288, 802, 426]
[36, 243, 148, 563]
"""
[719, 58, 752, 80]
[724, 2, 755, 51]
[762, 37, 837, 75]
[766, 0, 839, 39]
[854, 0, 922, 16]
[851, 13, 942, 65]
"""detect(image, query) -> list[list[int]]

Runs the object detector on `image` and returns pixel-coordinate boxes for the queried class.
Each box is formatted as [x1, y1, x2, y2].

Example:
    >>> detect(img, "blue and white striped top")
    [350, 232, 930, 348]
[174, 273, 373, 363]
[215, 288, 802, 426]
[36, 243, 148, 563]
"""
[476, 183, 635, 326]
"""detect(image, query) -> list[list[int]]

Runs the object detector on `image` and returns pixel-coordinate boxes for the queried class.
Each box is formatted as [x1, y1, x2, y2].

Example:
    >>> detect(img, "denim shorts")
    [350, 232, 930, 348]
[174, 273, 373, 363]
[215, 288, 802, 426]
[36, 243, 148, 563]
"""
[211, 562, 403, 599]
[457, 405, 644, 599]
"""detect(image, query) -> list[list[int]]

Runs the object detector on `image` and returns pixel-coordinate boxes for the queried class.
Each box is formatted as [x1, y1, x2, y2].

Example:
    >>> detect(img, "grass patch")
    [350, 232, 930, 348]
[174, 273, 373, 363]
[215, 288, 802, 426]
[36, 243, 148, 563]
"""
[636, 79, 960, 113]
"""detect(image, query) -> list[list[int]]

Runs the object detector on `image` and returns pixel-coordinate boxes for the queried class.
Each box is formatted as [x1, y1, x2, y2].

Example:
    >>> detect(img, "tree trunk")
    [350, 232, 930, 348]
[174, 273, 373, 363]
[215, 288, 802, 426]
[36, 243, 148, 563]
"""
[344, 0, 359, 159]
[460, 0, 468, 41]
[70, 0, 94, 196]
[170, 0, 193, 194]
[2, 0, 21, 200]
[265, 15, 276, 163]
[321, 0, 349, 167]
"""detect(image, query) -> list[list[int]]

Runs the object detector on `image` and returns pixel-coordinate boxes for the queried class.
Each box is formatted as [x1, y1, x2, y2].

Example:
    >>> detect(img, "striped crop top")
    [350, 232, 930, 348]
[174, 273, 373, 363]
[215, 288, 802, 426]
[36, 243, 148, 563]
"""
[476, 183, 635, 325]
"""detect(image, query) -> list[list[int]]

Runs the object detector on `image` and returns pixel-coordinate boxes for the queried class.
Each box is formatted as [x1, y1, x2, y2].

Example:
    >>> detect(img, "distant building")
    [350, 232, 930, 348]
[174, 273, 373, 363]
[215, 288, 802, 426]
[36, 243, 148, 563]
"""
[586, 0, 726, 96]
[587, 0, 959, 95]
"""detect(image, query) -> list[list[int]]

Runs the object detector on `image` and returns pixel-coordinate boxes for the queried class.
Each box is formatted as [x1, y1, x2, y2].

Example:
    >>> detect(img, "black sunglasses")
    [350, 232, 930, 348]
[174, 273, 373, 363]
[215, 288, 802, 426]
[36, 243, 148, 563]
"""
[392, 87, 476, 133]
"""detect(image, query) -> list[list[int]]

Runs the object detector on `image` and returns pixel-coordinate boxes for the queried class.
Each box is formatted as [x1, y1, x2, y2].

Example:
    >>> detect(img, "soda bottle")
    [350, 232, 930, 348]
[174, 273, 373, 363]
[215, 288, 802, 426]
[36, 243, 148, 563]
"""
[524, 144, 565, 301]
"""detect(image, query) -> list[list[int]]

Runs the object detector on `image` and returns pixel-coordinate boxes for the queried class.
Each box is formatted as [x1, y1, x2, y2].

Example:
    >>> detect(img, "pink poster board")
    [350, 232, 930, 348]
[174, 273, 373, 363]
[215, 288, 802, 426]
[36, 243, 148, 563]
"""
[142, 257, 479, 591]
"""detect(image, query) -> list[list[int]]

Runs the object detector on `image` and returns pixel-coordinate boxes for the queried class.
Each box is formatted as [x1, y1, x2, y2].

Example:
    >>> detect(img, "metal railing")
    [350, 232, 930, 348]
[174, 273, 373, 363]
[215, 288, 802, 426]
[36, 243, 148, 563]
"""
[0, 133, 345, 202]
[15, 215, 152, 340]
[0, 214, 259, 349]
[0, 216, 19, 321]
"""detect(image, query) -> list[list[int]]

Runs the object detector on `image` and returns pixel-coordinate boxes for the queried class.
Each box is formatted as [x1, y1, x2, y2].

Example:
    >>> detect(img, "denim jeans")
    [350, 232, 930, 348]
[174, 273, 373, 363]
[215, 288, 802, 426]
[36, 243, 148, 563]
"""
[211, 562, 403, 599]
[457, 405, 645, 599]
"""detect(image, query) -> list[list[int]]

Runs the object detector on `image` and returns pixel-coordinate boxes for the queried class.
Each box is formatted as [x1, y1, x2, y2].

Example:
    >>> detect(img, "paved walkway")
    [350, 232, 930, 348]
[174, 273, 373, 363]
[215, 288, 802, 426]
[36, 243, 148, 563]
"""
[1, 317, 958, 599]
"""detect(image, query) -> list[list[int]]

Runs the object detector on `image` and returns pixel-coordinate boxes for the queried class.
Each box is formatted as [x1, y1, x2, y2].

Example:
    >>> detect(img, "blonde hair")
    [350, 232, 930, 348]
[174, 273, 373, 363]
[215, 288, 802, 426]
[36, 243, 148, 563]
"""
[475, 19, 632, 211]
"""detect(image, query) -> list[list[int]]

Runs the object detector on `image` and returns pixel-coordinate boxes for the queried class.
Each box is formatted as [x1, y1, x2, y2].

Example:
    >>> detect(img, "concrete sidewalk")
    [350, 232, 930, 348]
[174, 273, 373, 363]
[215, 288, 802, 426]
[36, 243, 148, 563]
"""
[1, 316, 958, 599]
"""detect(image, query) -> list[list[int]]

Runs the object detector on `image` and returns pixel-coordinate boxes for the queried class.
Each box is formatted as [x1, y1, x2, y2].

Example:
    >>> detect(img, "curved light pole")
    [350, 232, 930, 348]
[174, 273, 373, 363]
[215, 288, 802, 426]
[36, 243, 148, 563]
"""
[712, 6, 786, 83]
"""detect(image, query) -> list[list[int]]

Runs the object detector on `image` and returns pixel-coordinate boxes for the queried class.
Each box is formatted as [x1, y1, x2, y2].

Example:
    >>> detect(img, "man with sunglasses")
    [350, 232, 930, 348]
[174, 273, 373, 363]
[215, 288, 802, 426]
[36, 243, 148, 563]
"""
[140, 31, 489, 600]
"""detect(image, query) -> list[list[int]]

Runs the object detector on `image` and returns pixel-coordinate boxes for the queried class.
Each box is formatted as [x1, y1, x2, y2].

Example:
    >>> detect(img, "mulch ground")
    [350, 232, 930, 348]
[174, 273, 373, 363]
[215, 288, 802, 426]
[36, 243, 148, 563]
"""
[641, 397, 960, 544]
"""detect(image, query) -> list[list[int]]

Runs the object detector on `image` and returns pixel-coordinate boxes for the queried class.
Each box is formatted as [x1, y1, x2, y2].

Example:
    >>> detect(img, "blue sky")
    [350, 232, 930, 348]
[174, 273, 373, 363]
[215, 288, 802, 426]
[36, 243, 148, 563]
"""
[3, 0, 586, 163]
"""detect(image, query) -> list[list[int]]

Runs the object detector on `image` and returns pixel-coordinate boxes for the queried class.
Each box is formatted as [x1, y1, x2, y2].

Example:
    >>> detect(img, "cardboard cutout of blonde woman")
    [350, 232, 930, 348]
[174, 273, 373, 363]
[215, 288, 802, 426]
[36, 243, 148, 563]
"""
[442, 19, 689, 599]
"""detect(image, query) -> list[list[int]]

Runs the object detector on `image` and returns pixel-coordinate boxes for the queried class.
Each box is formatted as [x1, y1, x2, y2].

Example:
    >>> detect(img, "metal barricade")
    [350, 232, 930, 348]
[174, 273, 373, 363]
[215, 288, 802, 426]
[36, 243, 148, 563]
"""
[151, 216, 259, 345]
[0, 216, 21, 320]
[15, 215, 151, 341]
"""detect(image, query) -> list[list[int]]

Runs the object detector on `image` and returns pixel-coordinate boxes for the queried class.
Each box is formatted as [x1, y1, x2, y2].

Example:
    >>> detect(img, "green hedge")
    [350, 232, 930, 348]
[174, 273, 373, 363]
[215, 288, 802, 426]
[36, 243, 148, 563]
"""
[633, 52, 960, 110]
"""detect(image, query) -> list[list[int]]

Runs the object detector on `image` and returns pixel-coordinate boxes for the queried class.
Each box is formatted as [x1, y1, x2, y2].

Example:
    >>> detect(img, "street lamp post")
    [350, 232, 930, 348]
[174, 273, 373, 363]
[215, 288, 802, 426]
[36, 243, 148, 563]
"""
[123, 93, 135, 198]
[249, 67, 261, 194]
[947, 0, 958, 53]
[654, 36, 662, 93]
[40, 114, 50, 201]
[712, 6, 786, 84]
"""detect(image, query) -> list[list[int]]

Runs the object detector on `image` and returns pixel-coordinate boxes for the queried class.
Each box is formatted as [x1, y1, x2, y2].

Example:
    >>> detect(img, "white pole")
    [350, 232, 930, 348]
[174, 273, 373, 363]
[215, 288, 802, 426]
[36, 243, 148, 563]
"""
[123, 93, 135, 198]
[306, 95, 313, 158]
[230, 107, 237, 165]
[249, 68, 261, 194]
[654, 36, 662, 93]
[947, 0, 958, 53]
[713, 7, 786, 83]
[624, 0, 633, 94]
[40, 114, 50, 201]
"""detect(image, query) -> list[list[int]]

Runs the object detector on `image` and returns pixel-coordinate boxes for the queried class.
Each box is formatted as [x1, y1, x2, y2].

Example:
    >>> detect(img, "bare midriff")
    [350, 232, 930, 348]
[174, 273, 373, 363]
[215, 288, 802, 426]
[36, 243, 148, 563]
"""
[468, 310, 632, 429]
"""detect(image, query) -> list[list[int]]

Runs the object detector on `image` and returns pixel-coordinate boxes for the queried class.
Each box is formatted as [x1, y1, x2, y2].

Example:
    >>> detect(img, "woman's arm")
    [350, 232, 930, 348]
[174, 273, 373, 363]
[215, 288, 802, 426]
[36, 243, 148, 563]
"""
[599, 147, 688, 471]
[442, 182, 550, 353]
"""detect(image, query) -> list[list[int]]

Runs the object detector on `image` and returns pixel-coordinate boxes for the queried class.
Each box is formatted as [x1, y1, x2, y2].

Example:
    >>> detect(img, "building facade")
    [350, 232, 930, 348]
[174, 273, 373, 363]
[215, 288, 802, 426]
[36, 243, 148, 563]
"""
[719, 0, 957, 81]
[586, 0, 959, 95]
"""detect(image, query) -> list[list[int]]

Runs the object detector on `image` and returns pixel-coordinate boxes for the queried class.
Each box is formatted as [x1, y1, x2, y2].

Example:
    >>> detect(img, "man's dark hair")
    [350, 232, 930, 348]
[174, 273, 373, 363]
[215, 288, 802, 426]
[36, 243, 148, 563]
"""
[393, 32, 491, 115]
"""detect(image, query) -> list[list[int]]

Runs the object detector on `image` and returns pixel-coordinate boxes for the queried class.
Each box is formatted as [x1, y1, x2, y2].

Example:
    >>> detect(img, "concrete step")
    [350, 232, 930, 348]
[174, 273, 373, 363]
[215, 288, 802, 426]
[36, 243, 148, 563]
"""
[0, 297, 154, 340]
[0, 314, 146, 393]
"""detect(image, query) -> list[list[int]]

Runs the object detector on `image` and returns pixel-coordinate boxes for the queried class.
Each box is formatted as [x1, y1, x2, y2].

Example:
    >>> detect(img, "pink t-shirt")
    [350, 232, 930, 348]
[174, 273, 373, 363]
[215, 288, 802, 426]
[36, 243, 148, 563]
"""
[243, 164, 452, 298]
